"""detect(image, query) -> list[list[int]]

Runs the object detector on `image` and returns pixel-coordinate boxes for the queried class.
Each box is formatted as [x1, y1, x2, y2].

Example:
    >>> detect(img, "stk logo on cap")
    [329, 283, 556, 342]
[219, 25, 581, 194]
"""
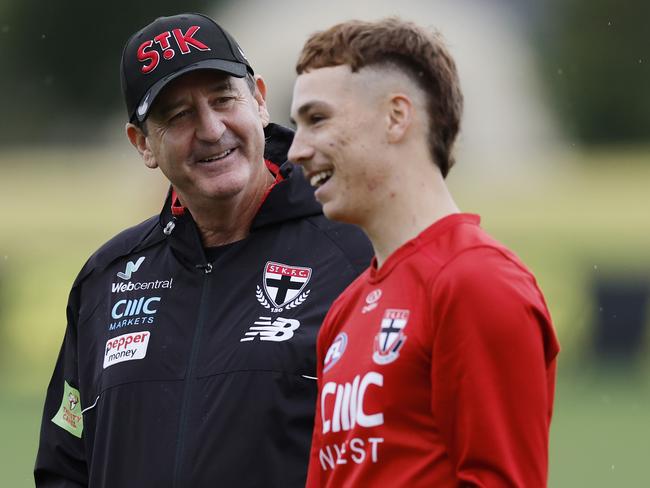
[120, 12, 254, 123]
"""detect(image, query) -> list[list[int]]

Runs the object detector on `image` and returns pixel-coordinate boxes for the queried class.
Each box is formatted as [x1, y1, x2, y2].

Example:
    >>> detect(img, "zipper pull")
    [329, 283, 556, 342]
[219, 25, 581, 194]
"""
[195, 263, 213, 274]
[163, 217, 177, 236]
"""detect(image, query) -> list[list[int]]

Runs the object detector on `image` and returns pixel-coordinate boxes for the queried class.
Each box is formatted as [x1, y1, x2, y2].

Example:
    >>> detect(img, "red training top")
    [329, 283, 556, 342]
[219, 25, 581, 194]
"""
[306, 213, 560, 488]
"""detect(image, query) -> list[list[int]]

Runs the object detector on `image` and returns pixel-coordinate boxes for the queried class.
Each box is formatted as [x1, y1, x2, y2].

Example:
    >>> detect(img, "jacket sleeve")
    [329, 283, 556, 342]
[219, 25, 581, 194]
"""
[34, 285, 89, 487]
[429, 247, 559, 487]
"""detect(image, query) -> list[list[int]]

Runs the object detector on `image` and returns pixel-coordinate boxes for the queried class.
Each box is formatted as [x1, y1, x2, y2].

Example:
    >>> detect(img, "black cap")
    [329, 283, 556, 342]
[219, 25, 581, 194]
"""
[121, 13, 253, 123]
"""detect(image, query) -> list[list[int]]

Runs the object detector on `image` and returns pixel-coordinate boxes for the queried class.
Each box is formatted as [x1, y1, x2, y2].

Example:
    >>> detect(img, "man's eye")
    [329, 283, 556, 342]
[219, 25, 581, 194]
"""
[310, 114, 326, 124]
[215, 96, 235, 105]
[169, 109, 190, 122]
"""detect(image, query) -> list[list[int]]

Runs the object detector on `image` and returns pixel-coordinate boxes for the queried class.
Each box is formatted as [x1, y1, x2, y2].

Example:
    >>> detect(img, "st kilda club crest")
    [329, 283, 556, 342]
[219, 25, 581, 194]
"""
[256, 261, 312, 312]
[373, 309, 410, 365]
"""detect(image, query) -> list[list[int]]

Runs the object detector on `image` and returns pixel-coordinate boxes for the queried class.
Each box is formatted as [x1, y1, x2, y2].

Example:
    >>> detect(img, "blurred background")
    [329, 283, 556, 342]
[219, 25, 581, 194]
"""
[1, 0, 649, 485]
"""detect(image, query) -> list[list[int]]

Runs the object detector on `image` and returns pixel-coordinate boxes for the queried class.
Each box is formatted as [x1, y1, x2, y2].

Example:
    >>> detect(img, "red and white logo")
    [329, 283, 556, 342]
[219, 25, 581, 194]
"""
[256, 261, 312, 311]
[137, 26, 211, 75]
[323, 333, 347, 373]
[372, 309, 409, 365]
[103, 331, 151, 369]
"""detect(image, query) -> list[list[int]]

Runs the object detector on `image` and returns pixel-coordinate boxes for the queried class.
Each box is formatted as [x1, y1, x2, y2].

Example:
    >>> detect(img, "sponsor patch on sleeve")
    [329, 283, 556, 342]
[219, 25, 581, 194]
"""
[51, 381, 83, 438]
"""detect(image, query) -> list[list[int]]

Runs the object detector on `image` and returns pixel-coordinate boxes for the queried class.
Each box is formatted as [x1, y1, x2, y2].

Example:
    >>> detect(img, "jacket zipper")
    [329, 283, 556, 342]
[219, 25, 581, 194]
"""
[172, 263, 213, 487]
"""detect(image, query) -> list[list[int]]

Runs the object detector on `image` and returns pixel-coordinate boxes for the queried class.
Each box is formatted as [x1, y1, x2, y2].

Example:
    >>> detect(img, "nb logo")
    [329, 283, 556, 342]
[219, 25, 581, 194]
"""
[117, 256, 145, 280]
[241, 317, 301, 342]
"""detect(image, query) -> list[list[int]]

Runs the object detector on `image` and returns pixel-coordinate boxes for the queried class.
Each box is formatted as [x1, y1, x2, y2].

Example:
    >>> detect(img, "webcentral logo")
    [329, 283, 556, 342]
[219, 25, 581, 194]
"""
[117, 256, 145, 280]
[111, 278, 173, 294]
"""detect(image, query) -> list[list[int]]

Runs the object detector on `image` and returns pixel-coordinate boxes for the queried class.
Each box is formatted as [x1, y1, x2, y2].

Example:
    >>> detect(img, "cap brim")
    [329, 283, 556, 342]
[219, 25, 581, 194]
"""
[133, 59, 248, 123]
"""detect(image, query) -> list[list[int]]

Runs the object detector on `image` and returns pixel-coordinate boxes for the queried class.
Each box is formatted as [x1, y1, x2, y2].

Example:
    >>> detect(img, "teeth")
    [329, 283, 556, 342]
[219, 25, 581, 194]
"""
[200, 149, 232, 163]
[310, 170, 333, 188]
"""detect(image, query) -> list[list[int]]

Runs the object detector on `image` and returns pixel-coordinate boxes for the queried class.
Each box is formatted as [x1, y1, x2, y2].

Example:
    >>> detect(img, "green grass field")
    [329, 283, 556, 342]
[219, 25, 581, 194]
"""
[1, 147, 649, 486]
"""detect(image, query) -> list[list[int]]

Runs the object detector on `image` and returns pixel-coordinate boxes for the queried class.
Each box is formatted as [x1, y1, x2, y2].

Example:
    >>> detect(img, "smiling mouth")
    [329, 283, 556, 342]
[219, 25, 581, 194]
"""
[310, 170, 333, 188]
[197, 148, 234, 163]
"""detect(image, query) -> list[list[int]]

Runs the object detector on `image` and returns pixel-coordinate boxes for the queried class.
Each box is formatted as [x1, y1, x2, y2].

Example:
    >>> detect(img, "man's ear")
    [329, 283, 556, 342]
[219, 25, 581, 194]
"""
[126, 122, 158, 169]
[253, 75, 270, 127]
[386, 94, 414, 144]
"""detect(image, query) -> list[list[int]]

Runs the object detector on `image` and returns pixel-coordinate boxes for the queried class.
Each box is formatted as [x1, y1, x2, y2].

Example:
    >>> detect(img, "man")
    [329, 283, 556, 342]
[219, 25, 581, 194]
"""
[35, 13, 371, 487]
[288, 18, 560, 487]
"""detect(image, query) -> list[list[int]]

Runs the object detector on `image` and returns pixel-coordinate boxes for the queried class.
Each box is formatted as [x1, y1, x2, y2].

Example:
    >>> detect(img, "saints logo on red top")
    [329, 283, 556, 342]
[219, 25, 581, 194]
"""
[373, 308, 409, 365]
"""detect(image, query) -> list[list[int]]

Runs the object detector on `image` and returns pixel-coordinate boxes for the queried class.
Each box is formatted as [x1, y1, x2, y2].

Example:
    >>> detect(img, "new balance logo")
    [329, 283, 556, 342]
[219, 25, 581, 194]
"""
[117, 257, 145, 280]
[241, 317, 301, 342]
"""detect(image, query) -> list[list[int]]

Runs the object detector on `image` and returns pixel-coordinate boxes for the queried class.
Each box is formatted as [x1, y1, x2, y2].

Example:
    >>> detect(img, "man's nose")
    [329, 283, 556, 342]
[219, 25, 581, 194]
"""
[195, 106, 226, 142]
[287, 129, 315, 166]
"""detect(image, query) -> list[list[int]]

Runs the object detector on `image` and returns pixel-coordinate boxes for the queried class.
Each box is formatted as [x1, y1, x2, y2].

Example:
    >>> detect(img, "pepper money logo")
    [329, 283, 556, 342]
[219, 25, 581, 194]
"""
[256, 261, 311, 312]
[103, 331, 151, 369]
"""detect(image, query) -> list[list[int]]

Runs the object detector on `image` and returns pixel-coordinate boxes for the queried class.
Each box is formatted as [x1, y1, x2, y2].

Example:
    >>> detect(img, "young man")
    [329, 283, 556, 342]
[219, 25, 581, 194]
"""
[34, 13, 371, 487]
[289, 18, 560, 487]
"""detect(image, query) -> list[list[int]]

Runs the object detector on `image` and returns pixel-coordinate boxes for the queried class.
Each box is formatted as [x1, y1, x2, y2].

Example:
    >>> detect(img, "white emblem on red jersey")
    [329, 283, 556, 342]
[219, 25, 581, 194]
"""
[372, 309, 409, 365]
[323, 333, 347, 373]
[321, 372, 384, 434]
[361, 289, 382, 314]
[256, 261, 312, 312]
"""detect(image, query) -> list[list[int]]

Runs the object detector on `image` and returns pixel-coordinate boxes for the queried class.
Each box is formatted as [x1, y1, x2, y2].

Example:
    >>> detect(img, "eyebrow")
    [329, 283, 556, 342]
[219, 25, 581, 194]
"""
[155, 80, 236, 117]
[290, 101, 329, 125]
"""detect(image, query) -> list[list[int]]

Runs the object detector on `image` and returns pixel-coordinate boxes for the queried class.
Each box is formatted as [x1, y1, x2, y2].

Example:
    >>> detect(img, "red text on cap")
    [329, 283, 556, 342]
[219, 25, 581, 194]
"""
[137, 26, 211, 74]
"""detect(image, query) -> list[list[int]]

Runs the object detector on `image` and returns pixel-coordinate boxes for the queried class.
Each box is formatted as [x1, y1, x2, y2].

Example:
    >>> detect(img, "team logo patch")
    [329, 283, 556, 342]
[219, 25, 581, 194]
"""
[372, 309, 409, 365]
[51, 381, 83, 438]
[256, 261, 312, 312]
[323, 333, 348, 373]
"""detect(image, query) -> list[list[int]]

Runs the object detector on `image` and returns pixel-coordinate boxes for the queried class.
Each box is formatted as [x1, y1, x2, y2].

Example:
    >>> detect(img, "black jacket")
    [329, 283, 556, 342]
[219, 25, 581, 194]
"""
[35, 124, 372, 487]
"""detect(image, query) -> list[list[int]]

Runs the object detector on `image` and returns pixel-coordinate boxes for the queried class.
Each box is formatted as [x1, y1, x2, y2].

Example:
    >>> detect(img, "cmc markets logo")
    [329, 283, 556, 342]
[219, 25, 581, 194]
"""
[321, 372, 384, 433]
[317, 372, 385, 470]
[109, 296, 161, 331]
[117, 256, 145, 280]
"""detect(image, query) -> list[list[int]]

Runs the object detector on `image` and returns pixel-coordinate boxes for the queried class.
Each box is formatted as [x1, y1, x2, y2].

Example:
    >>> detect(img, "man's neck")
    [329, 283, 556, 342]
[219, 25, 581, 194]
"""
[184, 170, 275, 248]
[363, 166, 459, 269]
